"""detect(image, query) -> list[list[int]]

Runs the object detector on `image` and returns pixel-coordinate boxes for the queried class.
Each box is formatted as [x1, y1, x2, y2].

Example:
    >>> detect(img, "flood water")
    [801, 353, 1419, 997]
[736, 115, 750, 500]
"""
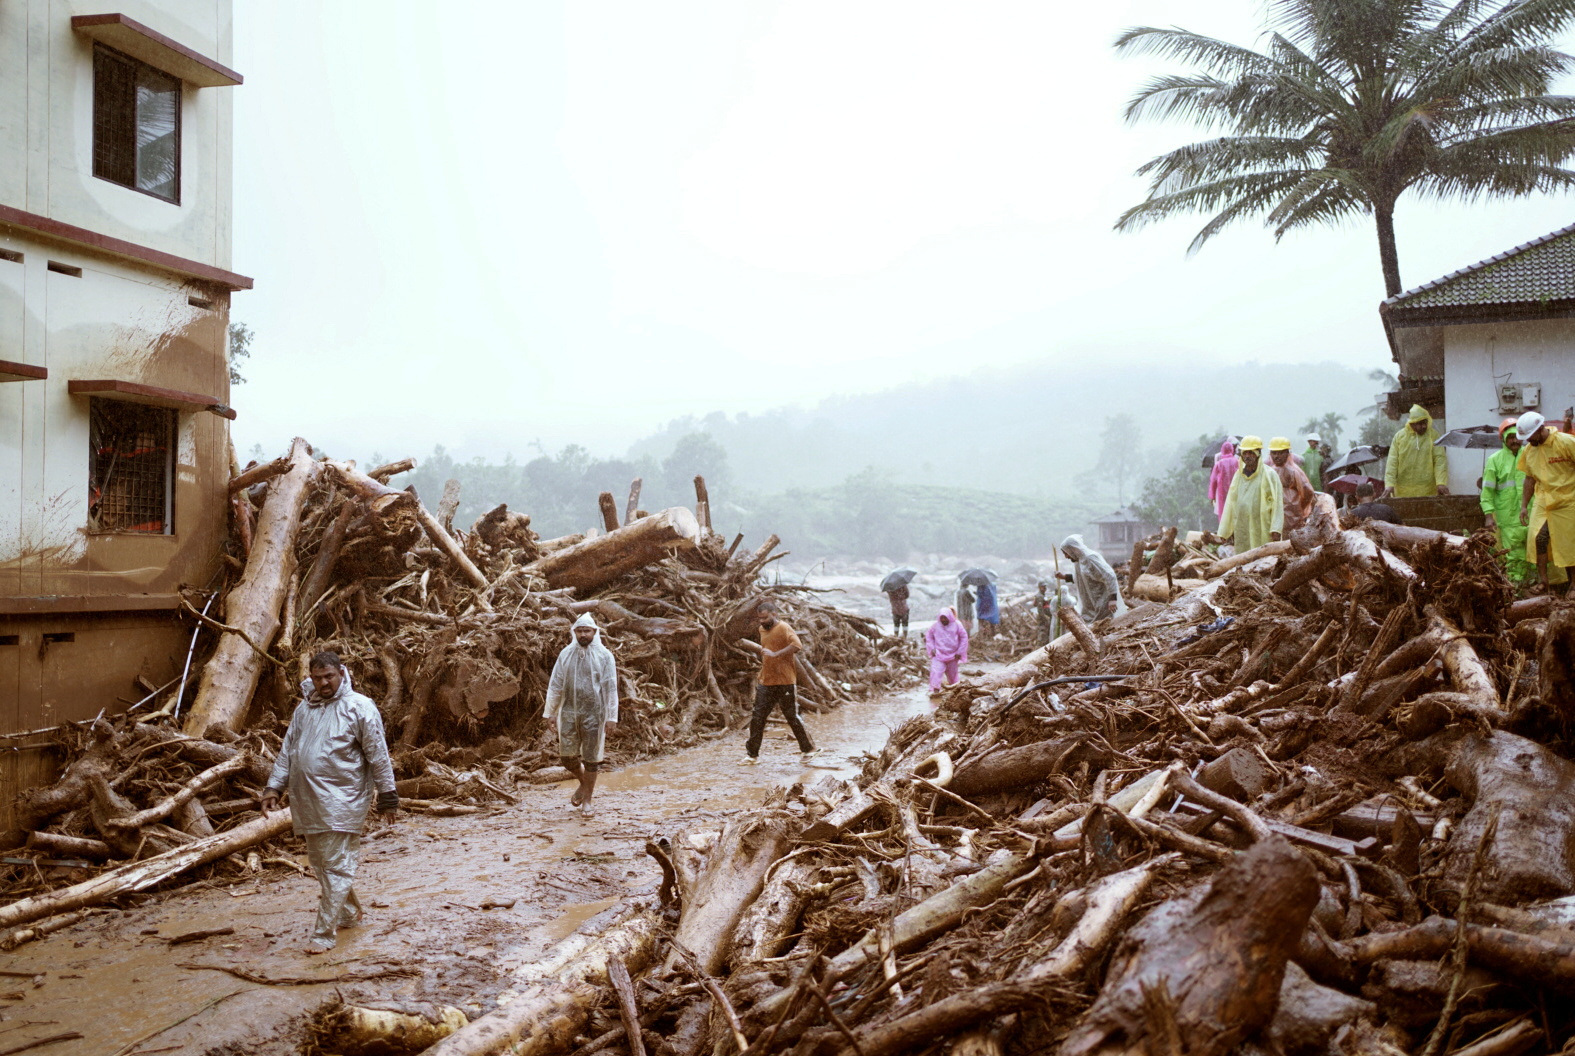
[0, 678, 951, 1056]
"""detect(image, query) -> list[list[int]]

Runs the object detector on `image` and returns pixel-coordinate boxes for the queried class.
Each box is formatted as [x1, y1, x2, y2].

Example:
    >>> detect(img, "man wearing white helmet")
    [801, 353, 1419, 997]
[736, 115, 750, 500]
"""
[1516, 410, 1575, 595]
[544, 613, 620, 812]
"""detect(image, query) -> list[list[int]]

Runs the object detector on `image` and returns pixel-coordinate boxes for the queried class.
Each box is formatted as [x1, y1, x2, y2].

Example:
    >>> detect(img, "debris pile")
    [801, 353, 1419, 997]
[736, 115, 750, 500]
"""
[1, 439, 915, 938]
[431, 501, 1575, 1055]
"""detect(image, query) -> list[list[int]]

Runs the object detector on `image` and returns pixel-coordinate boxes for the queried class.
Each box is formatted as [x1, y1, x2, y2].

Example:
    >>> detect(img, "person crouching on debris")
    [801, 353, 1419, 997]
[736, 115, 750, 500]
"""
[544, 613, 620, 813]
[1058, 534, 1127, 622]
[925, 606, 969, 694]
[745, 601, 818, 763]
[262, 651, 398, 955]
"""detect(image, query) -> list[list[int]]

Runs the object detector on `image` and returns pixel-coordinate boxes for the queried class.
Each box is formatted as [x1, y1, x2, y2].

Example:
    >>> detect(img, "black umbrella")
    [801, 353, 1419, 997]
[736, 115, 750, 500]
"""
[958, 568, 998, 588]
[1435, 426, 1502, 450]
[880, 567, 918, 592]
[1325, 445, 1388, 473]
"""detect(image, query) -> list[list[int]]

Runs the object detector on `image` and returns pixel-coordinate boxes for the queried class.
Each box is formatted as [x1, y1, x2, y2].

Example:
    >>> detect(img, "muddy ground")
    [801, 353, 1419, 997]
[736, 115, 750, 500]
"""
[0, 670, 1001, 1056]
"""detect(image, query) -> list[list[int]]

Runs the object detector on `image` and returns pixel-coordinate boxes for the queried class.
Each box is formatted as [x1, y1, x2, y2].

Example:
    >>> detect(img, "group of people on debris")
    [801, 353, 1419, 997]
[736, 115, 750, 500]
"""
[262, 600, 822, 954]
[883, 535, 1126, 696]
[1211, 406, 1575, 594]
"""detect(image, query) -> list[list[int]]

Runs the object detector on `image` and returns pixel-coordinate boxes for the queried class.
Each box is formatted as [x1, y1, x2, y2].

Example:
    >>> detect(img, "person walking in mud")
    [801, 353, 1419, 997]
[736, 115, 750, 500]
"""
[544, 613, 620, 813]
[262, 651, 398, 955]
[744, 601, 817, 763]
[884, 581, 911, 637]
[925, 605, 969, 694]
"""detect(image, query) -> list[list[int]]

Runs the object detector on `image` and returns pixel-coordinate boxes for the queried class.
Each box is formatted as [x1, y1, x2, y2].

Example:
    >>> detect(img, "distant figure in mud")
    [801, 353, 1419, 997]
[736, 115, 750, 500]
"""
[1034, 580, 1076, 645]
[925, 606, 970, 694]
[884, 582, 910, 637]
[544, 613, 620, 813]
[954, 583, 976, 633]
[1058, 535, 1127, 622]
[745, 601, 817, 762]
[262, 651, 398, 955]
[974, 579, 1000, 643]
[1301, 435, 1325, 491]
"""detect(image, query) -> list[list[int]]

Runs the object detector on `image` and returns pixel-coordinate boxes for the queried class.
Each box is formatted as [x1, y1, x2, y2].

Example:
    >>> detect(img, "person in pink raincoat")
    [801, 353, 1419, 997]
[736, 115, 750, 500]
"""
[1207, 438, 1240, 519]
[925, 606, 969, 694]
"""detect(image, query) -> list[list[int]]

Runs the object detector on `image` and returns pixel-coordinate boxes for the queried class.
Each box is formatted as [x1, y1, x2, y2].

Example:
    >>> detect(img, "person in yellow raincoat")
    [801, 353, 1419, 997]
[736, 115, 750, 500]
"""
[1218, 436, 1283, 551]
[1382, 405, 1449, 498]
[1517, 410, 1575, 595]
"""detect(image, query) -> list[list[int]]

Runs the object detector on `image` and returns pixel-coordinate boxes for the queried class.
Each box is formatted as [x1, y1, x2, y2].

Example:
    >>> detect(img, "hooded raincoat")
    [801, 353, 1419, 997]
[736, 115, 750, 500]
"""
[1385, 405, 1449, 498]
[1218, 453, 1284, 552]
[975, 581, 999, 624]
[1061, 535, 1127, 621]
[925, 607, 969, 691]
[1207, 440, 1239, 518]
[545, 614, 620, 763]
[1481, 430, 1530, 581]
[267, 670, 397, 836]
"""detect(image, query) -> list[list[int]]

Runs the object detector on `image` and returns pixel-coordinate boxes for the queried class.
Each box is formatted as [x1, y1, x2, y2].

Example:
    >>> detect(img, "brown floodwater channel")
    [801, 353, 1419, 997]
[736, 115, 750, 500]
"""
[0, 676, 973, 1056]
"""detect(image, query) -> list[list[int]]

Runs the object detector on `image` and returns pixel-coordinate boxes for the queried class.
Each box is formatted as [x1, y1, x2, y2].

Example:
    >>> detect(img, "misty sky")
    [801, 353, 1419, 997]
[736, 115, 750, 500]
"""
[229, 1, 1575, 462]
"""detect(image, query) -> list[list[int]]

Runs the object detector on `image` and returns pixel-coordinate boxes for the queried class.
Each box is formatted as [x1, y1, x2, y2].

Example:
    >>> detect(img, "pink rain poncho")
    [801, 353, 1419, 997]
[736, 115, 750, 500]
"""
[925, 607, 970, 692]
[1207, 440, 1239, 518]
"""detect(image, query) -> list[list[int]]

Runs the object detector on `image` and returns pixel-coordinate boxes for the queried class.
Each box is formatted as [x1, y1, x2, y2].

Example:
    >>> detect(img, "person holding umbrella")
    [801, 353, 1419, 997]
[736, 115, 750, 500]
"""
[880, 568, 916, 637]
[1382, 405, 1449, 498]
[975, 578, 1000, 643]
[1481, 419, 1530, 584]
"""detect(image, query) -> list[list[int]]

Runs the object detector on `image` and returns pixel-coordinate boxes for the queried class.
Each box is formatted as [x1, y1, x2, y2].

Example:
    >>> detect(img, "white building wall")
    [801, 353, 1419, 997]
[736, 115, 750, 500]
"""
[1441, 318, 1575, 495]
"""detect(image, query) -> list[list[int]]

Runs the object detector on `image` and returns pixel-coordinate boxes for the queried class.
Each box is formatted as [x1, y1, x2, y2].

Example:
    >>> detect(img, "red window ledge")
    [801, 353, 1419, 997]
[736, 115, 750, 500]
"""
[71, 13, 243, 87]
[0, 360, 46, 383]
[69, 379, 236, 420]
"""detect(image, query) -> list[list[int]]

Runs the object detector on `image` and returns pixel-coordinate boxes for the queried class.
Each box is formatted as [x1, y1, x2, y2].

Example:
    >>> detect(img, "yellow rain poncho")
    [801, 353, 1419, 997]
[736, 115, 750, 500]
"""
[1384, 405, 1448, 498]
[1218, 438, 1284, 551]
[1518, 428, 1575, 568]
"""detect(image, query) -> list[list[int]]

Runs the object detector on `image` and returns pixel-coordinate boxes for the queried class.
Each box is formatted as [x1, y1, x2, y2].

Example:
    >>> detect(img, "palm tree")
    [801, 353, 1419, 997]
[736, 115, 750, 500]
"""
[1115, 0, 1575, 296]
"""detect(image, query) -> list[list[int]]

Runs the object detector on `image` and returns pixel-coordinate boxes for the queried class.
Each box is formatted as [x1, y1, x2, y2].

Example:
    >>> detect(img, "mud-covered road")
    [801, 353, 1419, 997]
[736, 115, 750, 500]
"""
[0, 676, 985, 1056]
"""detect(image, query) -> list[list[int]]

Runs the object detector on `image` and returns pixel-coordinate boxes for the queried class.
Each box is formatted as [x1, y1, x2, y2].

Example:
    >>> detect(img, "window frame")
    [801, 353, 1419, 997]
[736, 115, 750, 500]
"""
[87, 397, 177, 536]
[91, 43, 183, 205]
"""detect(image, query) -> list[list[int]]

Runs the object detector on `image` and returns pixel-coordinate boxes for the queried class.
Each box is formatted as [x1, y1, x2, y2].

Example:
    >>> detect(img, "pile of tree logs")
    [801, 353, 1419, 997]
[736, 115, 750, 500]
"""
[430, 511, 1575, 1055]
[2, 439, 914, 930]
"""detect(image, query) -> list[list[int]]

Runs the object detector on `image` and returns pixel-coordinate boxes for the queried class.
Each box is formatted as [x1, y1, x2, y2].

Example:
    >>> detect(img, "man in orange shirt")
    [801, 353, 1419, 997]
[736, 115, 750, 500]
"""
[744, 601, 817, 763]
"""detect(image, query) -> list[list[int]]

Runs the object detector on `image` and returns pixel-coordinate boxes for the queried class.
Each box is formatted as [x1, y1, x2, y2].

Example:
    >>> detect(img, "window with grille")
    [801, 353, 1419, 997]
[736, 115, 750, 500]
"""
[89, 400, 175, 534]
[92, 45, 181, 203]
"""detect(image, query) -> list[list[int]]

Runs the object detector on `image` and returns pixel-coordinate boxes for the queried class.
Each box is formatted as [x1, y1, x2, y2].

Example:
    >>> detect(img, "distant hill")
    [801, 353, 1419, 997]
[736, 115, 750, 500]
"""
[628, 360, 1381, 506]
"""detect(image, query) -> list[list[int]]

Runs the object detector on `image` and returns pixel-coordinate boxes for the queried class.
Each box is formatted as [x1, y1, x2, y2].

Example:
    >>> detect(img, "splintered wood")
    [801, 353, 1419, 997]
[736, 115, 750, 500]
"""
[431, 521, 1575, 1056]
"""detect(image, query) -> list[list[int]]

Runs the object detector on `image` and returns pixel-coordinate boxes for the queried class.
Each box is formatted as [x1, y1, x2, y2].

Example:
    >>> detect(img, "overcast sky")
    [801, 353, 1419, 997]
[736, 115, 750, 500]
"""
[228, 1, 1575, 461]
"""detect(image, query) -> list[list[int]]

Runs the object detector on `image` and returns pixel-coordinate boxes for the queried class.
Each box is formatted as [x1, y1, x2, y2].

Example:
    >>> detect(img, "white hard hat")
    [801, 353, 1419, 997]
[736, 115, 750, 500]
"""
[1518, 410, 1547, 438]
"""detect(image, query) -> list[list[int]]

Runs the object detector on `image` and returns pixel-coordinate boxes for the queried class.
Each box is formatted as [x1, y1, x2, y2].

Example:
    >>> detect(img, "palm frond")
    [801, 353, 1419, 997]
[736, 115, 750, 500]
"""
[1113, 26, 1281, 78]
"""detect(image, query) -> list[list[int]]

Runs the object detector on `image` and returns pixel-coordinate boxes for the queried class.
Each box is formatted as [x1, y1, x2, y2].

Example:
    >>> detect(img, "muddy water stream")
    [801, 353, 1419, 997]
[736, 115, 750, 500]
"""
[0, 677, 968, 1056]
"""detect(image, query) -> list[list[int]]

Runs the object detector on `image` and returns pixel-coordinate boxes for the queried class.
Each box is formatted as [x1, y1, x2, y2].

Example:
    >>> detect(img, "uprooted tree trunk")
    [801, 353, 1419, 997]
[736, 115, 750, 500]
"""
[949, 735, 1103, 799]
[425, 908, 659, 1056]
[0, 810, 293, 931]
[666, 814, 794, 975]
[1059, 838, 1319, 1056]
[184, 437, 319, 735]
[1443, 731, 1575, 905]
[528, 506, 702, 594]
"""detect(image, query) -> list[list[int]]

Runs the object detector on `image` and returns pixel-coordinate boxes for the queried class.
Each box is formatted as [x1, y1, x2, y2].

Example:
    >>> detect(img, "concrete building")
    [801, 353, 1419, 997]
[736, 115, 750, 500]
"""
[1383, 222, 1575, 496]
[0, 2, 247, 841]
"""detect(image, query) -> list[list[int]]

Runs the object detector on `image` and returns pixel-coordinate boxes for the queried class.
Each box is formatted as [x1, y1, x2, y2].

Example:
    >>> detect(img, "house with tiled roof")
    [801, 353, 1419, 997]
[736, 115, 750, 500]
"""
[1382, 222, 1575, 493]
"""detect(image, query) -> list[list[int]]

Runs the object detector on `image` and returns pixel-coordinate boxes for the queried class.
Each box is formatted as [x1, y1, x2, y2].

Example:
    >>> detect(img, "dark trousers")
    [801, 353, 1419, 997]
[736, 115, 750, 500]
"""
[893, 613, 908, 634]
[746, 684, 814, 757]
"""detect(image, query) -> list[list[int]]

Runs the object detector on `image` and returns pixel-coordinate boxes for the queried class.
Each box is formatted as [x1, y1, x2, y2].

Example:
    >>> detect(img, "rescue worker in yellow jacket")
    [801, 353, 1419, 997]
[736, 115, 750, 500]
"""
[1382, 404, 1449, 498]
[1218, 436, 1284, 552]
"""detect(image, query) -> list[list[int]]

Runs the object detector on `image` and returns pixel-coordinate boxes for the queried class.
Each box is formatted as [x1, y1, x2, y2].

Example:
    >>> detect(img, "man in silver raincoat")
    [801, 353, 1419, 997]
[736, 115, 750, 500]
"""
[262, 651, 397, 954]
[544, 613, 620, 813]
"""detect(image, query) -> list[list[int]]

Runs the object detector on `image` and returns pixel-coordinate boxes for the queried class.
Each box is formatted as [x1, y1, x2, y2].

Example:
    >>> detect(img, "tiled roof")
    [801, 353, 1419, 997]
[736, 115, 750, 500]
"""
[1384, 221, 1575, 310]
